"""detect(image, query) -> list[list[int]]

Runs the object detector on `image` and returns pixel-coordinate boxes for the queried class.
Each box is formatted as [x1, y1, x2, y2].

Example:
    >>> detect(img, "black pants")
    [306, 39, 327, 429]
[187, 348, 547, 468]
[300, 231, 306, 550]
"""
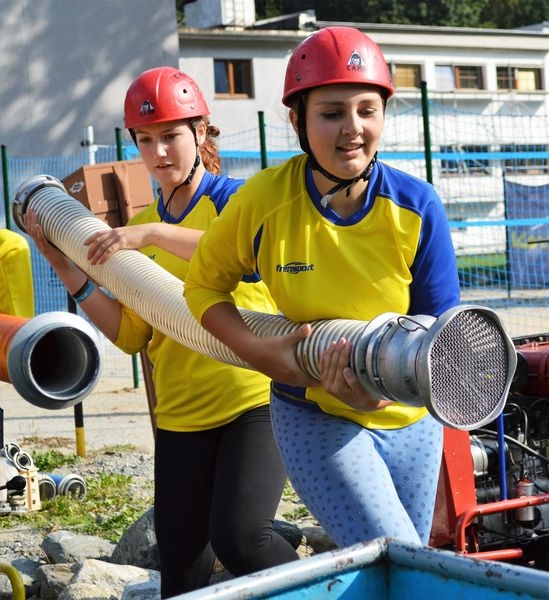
[154, 405, 299, 598]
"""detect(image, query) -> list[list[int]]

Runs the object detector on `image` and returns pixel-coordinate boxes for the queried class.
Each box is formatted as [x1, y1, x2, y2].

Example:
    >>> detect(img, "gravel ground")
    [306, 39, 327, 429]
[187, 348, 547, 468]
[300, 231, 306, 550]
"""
[0, 376, 312, 565]
[1, 374, 156, 563]
[0, 445, 156, 563]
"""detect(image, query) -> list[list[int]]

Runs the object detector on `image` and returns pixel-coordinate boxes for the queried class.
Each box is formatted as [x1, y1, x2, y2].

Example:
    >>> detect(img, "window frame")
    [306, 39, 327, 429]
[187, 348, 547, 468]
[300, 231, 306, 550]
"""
[496, 66, 543, 92]
[391, 63, 422, 89]
[434, 65, 484, 91]
[214, 58, 254, 99]
[440, 144, 491, 177]
[501, 143, 549, 175]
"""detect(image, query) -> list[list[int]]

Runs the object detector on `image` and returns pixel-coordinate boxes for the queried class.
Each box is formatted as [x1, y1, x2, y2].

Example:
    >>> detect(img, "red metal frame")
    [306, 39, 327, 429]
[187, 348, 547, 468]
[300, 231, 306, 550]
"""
[430, 426, 549, 561]
[455, 494, 549, 559]
[430, 427, 477, 548]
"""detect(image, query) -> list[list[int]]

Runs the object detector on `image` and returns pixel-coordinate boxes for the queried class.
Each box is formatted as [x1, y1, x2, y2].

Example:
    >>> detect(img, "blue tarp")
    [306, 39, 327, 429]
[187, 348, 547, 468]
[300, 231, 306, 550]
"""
[505, 179, 549, 288]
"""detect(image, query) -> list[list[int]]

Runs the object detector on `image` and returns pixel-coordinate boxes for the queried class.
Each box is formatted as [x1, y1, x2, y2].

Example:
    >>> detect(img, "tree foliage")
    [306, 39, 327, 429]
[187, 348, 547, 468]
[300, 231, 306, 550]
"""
[253, 0, 547, 29]
[176, 0, 546, 29]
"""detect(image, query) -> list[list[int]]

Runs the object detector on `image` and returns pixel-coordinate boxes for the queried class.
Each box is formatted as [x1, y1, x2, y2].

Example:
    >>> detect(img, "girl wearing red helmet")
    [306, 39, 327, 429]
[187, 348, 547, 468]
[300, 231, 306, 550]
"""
[24, 67, 298, 597]
[186, 28, 460, 548]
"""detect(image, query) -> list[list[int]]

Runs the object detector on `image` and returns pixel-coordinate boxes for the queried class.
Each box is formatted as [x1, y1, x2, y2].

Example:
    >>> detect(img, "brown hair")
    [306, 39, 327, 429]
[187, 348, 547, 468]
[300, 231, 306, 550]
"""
[197, 118, 221, 174]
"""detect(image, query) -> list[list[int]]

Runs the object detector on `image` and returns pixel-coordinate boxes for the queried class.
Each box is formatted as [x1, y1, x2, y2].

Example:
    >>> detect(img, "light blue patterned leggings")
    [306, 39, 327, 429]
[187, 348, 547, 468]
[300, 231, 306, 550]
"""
[271, 394, 443, 548]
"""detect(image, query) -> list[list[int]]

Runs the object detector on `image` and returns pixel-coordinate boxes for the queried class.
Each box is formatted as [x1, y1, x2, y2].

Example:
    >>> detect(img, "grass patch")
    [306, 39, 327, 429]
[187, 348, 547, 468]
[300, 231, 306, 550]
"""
[0, 444, 153, 542]
[456, 253, 506, 269]
[32, 449, 80, 472]
[282, 505, 310, 521]
[281, 480, 312, 523]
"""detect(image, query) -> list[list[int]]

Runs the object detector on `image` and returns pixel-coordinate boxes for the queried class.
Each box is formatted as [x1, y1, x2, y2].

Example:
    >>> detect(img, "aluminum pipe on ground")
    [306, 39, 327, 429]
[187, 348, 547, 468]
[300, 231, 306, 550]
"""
[12, 175, 517, 429]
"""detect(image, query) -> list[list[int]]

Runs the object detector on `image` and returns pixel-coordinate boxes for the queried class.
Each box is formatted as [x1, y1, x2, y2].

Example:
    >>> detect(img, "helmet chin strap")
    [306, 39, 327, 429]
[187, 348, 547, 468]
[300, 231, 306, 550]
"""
[183, 122, 202, 186]
[317, 155, 377, 209]
[296, 95, 377, 209]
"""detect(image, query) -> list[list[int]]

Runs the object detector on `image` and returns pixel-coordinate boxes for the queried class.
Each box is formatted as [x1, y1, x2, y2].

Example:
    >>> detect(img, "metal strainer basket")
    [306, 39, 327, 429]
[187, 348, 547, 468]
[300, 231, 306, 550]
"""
[422, 307, 516, 430]
[355, 305, 517, 430]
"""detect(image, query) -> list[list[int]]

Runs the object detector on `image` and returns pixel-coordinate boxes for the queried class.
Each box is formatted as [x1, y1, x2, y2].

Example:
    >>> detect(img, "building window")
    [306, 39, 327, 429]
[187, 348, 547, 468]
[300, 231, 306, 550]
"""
[214, 59, 253, 98]
[497, 67, 542, 91]
[435, 65, 484, 91]
[392, 64, 421, 89]
[440, 145, 491, 176]
[501, 144, 549, 175]
[435, 66, 455, 91]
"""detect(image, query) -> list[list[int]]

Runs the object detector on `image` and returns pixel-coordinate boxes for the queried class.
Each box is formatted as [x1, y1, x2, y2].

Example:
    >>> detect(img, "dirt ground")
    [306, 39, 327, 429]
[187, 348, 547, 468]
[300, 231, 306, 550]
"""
[1, 375, 155, 455]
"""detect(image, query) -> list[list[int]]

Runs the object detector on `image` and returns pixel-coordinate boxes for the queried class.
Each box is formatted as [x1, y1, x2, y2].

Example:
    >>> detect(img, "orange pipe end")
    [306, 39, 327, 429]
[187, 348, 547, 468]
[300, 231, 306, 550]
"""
[0, 313, 29, 382]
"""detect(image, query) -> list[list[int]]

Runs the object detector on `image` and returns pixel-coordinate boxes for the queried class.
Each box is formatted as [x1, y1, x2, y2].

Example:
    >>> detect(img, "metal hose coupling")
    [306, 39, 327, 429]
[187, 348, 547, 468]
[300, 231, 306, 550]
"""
[0, 311, 103, 410]
[13, 175, 517, 429]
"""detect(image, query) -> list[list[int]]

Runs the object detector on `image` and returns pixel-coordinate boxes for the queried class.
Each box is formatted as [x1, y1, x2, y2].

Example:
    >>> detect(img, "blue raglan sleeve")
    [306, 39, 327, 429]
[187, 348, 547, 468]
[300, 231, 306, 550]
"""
[408, 185, 461, 317]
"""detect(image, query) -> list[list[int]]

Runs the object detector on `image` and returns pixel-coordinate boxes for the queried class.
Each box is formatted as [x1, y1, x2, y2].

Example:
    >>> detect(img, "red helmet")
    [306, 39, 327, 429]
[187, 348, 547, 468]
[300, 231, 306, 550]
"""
[282, 27, 394, 106]
[124, 67, 210, 128]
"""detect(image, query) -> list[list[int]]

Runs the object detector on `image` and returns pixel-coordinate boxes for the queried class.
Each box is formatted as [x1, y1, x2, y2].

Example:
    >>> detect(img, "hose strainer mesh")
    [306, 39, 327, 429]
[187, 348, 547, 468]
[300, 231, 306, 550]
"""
[423, 308, 515, 430]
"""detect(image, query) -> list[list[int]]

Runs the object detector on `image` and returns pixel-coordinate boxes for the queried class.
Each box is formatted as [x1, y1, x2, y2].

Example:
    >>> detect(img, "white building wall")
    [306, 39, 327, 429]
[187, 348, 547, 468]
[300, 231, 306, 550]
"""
[178, 24, 549, 151]
[1, 9, 547, 158]
[0, 0, 178, 157]
[179, 31, 298, 143]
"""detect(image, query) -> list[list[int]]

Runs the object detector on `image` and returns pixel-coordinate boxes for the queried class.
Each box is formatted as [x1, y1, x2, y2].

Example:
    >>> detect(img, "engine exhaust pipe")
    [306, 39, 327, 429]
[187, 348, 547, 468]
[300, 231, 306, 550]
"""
[0, 311, 103, 410]
[12, 175, 517, 429]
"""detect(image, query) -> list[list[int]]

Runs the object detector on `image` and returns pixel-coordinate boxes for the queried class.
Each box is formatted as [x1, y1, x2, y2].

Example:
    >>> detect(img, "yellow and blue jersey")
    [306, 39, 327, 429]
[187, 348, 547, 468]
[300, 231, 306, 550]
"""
[0, 229, 34, 318]
[115, 171, 277, 432]
[185, 154, 461, 430]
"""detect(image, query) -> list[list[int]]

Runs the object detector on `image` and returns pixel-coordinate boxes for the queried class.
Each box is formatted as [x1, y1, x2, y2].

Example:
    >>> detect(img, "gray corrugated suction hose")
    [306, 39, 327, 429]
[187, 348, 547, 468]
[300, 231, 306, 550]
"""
[12, 175, 517, 430]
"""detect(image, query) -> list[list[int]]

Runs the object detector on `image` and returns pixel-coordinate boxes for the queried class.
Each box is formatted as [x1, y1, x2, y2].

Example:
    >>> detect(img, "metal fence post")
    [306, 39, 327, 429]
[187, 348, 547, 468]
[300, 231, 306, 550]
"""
[115, 127, 140, 390]
[420, 81, 433, 184]
[2, 145, 11, 230]
[258, 111, 268, 170]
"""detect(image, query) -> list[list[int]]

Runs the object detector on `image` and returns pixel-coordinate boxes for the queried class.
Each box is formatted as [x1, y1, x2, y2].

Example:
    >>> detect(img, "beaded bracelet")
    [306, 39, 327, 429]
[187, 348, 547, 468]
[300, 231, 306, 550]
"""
[71, 278, 96, 304]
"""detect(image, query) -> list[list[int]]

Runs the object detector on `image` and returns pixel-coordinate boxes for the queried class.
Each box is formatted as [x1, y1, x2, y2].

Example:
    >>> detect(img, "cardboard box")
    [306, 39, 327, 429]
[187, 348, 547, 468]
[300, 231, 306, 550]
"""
[62, 159, 154, 227]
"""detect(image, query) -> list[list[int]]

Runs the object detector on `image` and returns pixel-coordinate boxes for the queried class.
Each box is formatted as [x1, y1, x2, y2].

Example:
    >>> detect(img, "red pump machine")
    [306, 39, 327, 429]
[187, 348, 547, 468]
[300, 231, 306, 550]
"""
[431, 337, 549, 570]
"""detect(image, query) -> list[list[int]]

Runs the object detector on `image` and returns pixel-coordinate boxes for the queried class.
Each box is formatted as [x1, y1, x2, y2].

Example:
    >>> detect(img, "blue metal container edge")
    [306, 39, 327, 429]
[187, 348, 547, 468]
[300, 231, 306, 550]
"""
[387, 541, 549, 599]
[173, 538, 389, 599]
[172, 538, 549, 600]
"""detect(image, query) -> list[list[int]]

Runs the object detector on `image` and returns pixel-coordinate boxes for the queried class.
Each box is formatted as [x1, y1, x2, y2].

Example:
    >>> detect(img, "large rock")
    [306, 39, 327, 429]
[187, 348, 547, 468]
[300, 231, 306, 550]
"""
[35, 564, 79, 600]
[57, 559, 159, 600]
[41, 530, 116, 564]
[1, 510, 320, 598]
[0, 557, 41, 600]
[274, 519, 303, 549]
[111, 507, 159, 569]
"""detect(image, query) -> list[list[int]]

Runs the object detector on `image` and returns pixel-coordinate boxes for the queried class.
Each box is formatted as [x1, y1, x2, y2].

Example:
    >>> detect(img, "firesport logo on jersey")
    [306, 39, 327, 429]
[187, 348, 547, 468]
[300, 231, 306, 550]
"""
[276, 262, 314, 274]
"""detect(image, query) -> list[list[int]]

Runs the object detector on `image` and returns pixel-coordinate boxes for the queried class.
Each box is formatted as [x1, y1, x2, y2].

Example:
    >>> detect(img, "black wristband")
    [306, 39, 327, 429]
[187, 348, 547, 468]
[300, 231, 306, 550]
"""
[71, 278, 95, 304]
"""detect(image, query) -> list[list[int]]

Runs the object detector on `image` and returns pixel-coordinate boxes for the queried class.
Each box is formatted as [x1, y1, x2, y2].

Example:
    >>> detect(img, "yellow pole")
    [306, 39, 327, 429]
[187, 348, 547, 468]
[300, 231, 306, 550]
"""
[75, 412, 86, 458]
